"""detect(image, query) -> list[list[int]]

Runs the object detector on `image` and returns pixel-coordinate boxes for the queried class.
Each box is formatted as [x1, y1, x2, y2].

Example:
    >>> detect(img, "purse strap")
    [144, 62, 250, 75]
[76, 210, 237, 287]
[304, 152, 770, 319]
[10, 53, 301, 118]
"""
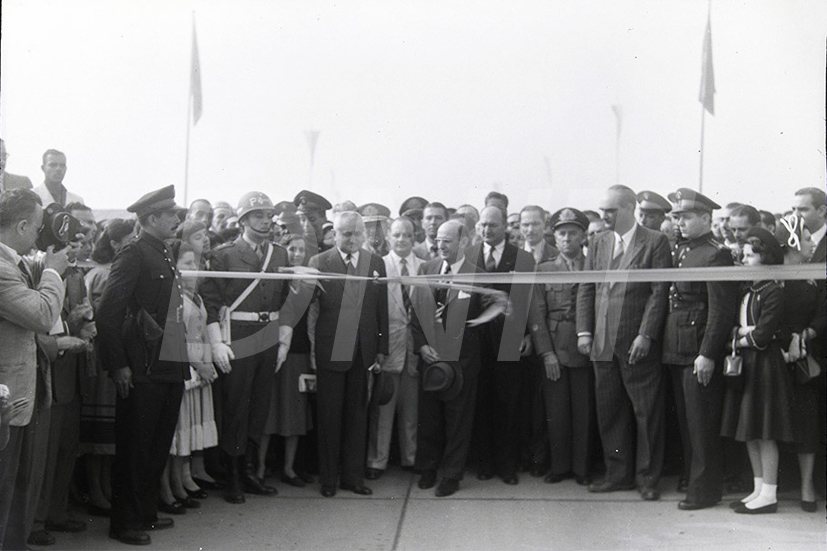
[731, 334, 738, 357]
[227, 243, 274, 314]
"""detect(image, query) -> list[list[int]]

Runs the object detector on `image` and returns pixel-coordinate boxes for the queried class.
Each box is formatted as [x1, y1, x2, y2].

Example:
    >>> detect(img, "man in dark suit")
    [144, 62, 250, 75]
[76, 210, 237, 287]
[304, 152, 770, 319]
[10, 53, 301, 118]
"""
[663, 189, 737, 510]
[471, 206, 552, 485]
[412, 203, 448, 261]
[793, 187, 826, 264]
[576, 184, 672, 501]
[309, 211, 388, 497]
[0, 139, 33, 196]
[96, 185, 190, 546]
[411, 220, 506, 496]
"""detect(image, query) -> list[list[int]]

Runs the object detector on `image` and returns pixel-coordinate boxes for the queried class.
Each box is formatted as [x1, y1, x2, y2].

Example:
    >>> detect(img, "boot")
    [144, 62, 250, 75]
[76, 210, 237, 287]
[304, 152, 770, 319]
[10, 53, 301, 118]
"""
[224, 456, 245, 504]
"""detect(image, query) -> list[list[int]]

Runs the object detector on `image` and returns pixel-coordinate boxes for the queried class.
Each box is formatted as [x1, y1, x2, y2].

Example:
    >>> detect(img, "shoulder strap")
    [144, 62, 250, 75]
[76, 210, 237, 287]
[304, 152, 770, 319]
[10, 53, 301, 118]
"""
[227, 243, 274, 313]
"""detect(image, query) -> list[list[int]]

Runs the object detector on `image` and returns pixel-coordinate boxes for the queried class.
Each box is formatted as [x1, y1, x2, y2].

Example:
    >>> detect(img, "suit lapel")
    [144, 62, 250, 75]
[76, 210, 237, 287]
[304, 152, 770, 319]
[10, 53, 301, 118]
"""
[498, 243, 516, 272]
[618, 227, 645, 271]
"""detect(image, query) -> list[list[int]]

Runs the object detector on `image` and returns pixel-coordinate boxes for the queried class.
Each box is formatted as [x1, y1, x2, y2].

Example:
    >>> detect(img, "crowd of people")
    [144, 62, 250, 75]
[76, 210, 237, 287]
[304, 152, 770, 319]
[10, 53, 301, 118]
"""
[0, 138, 824, 548]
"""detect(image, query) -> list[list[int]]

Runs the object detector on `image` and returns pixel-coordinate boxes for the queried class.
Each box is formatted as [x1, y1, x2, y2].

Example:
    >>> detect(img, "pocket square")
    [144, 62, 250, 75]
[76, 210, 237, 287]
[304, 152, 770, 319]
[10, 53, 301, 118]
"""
[457, 290, 471, 299]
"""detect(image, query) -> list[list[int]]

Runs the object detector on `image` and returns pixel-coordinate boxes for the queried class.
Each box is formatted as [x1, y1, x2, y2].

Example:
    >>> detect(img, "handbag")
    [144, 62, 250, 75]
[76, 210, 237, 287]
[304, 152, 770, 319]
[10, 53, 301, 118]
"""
[792, 333, 822, 384]
[218, 244, 274, 344]
[724, 335, 742, 377]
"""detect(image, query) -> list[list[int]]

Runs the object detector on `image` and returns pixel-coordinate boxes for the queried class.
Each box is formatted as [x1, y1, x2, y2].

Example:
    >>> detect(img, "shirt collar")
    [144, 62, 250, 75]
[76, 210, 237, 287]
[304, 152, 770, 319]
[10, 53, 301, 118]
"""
[338, 248, 360, 265]
[389, 249, 415, 267]
[0, 240, 22, 265]
[485, 239, 505, 255]
[810, 223, 826, 247]
[242, 234, 261, 251]
[616, 224, 637, 248]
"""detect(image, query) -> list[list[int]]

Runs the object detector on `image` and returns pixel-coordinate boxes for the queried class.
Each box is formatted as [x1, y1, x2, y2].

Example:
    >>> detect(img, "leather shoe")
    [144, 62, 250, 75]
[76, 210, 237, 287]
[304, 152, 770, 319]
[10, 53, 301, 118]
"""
[801, 500, 817, 513]
[639, 486, 660, 501]
[502, 474, 519, 485]
[225, 489, 245, 504]
[575, 475, 592, 486]
[477, 469, 494, 481]
[340, 483, 372, 496]
[734, 502, 777, 514]
[365, 468, 383, 480]
[320, 485, 337, 497]
[544, 472, 565, 484]
[27, 530, 56, 546]
[185, 487, 209, 499]
[144, 517, 174, 531]
[588, 480, 635, 493]
[418, 470, 437, 489]
[157, 500, 186, 515]
[174, 495, 201, 509]
[676, 476, 689, 493]
[109, 529, 150, 546]
[192, 476, 224, 491]
[45, 519, 86, 533]
[729, 499, 748, 509]
[435, 478, 459, 497]
[678, 500, 716, 510]
[243, 475, 277, 495]
[280, 473, 305, 488]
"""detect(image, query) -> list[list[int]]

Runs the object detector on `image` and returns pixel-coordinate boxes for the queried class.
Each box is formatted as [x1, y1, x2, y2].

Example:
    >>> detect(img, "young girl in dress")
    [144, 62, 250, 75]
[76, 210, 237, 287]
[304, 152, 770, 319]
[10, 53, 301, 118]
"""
[721, 227, 794, 514]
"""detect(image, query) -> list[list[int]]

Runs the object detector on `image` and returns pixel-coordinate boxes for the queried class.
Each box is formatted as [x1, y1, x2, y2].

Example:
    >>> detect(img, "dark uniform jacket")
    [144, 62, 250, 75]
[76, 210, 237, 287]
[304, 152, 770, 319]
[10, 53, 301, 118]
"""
[536, 252, 590, 368]
[663, 233, 738, 365]
[96, 231, 189, 383]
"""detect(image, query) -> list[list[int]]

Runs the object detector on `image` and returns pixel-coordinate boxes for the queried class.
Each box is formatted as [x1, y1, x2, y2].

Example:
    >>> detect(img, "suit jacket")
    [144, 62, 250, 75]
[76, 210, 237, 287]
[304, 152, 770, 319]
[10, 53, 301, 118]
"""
[0, 171, 33, 194]
[536, 252, 590, 367]
[33, 183, 84, 207]
[812, 234, 826, 264]
[412, 239, 439, 262]
[0, 246, 64, 425]
[467, 241, 552, 361]
[525, 241, 559, 265]
[576, 224, 672, 362]
[96, 231, 189, 383]
[383, 252, 422, 373]
[309, 247, 389, 371]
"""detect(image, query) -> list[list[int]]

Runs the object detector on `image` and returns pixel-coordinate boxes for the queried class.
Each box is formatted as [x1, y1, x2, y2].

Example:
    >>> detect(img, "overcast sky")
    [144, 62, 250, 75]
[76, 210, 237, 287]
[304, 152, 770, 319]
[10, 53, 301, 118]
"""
[1, 0, 824, 215]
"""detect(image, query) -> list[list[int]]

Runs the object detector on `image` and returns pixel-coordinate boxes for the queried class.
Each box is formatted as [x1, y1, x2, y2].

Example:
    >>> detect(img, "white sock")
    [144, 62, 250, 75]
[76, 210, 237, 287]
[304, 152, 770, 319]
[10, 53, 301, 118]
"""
[746, 483, 777, 509]
[742, 477, 763, 503]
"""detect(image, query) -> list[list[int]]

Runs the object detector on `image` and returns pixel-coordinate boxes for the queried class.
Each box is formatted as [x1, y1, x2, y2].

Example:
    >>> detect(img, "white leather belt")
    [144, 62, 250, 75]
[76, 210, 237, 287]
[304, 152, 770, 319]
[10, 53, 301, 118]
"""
[230, 311, 279, 323]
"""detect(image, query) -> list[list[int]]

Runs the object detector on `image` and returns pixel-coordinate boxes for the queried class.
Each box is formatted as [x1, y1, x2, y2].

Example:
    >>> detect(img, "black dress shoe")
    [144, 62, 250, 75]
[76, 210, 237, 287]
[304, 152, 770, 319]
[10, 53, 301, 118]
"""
[109, 529, 151, 546]
[639, 487, 660, 501]
[544, 472, 565, 484]
[27, 530, 56, 546]
[502, 474, 519, 485]
[192, 477, 224, 491]
[734, 502, 777, 514]
[365, 468, 383, 480]
[575, 475, 592, 486]
[280, 473, 306, 488]
[418, 470, 437, 489]
[729, 498, 749, 509]
[678, 500, 716, 510]
[174, 495, 201, 509]
[677, 476, 689, 493]
[225, 489, 245, 504]
[45, 519, 87, 533]
[320, 485, 337, 497]
[588, 480, 636, 493]
[340, 483, 372, 496]
[477, 469, 495, 481]
[87, 504, 111, 517]
[243, 475, 277, 495]
[435, 478, 459, 497]
[185, 487, 209, 499]
[143, 517, 174, 531]
[158, 500, 186, 515]
[801, 500, 817, 512]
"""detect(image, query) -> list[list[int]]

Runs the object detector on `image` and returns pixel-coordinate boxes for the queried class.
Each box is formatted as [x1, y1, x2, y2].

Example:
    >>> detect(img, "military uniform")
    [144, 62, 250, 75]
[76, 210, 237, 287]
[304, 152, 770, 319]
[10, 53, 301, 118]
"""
[662, 188, 738, 509]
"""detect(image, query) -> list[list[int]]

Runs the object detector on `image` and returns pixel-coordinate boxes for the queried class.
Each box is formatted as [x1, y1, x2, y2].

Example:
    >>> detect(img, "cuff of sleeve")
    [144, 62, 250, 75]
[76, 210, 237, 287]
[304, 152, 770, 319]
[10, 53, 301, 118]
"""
[577, 332, 592, 338]
[41, 268, 63, 282]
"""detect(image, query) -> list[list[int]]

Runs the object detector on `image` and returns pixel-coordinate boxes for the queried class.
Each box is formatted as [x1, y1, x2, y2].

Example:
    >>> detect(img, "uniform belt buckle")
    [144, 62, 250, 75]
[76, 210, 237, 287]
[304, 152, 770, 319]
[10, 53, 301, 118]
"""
[258, 312, 271, 322]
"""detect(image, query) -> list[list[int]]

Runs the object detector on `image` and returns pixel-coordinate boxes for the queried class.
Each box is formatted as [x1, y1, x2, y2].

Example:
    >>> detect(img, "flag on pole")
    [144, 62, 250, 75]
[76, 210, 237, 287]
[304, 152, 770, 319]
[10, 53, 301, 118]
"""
[699, 14, 715, 115]
[305, 130, 320, 170]
[611, 104, 623, 138]
[190, 15, 203, 125]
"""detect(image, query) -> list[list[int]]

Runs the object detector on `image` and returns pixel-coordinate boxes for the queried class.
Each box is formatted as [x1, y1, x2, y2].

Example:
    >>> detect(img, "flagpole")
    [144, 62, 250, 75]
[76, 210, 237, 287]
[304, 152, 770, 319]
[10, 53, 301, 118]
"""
[698, 104, 705, 193]
[184, 84, 192, 206]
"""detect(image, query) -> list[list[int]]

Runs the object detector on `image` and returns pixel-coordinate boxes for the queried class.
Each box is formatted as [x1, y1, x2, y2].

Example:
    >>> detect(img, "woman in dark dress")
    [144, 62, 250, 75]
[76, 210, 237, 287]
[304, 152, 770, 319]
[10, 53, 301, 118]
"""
[721, 227, 793, 514]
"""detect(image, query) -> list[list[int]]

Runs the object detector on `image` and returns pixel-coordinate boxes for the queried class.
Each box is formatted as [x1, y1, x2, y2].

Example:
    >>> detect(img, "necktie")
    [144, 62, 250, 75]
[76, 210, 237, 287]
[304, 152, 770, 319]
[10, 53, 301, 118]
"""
[435, 263, 451, 307]
[400, 258, 412, 313]
[485, 247, 497, 272]
[345, 254, 356, 276]
[255, 244, 264, 261]
[430, 244, 438, 259]
[18, 260, 33, 288]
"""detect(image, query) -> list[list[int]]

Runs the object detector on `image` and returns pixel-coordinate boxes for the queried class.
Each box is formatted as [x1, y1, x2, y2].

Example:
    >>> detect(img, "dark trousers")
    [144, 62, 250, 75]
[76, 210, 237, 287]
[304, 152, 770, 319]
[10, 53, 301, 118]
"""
[316, 353, 368, 487]
[416, 373, 479, 480]
[34, 398, 81, 529]
[593, 354, 664, 488]
[474, 357, 521, 477]
[518, 355, 548, 469]
[543, 366, 595, 478]
[670, 364, 725, 504]
[110, 381, 183, 532]
[0, 403, 51, 551]
[220, 324, 279, 456]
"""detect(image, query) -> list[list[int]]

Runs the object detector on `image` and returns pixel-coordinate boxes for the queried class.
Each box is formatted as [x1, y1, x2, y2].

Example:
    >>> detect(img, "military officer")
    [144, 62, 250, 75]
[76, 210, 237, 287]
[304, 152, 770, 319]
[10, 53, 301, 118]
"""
[663, 188, 738, 510]
[636, 191, 672, 232]
[96, 185, 190, 546]
[294, 189, 333, 257]
[399, 196, 428, 244]
[358, 203, 391, 257]
[200, 191, 300, 504]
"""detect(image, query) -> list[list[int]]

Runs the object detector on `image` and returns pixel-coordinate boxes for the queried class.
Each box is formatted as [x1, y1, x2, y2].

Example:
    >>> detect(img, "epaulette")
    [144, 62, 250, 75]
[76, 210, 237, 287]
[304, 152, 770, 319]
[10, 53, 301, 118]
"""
[706, 237, 729, 252]
[213, 241, 235, 252]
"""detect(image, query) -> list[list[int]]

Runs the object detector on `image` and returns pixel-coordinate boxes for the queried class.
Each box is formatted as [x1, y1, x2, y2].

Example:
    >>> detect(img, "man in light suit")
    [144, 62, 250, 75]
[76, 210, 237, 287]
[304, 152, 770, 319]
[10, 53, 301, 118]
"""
[0, 139, 33, 196]
[33, 149, 84, 207]
[366, 217, 423, 480]
[0, 189, 68, 550]
[576, 184, 672, 501]
[309, 211, 389, 497]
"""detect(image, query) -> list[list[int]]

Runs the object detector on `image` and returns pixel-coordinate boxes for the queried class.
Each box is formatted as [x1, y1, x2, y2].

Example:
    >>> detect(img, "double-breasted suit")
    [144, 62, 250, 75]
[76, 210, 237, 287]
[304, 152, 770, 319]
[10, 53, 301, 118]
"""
[309, 247, 388, 488]
[576, 224, 671, 489]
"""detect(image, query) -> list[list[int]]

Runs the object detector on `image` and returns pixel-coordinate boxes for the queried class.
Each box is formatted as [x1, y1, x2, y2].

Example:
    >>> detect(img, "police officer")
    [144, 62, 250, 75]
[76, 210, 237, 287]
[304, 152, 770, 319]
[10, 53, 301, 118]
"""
[636, 190, 672, 232]
[200, 191, 299, 504]
[96, 185, 190, 546]
[294, 190, 333, 257]
[662, 188, 738, 511]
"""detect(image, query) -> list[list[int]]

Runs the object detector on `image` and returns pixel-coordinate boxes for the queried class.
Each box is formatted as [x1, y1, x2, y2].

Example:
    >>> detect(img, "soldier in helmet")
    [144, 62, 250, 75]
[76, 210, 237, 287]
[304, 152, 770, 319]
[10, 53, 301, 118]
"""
[200, 191, 302, 504]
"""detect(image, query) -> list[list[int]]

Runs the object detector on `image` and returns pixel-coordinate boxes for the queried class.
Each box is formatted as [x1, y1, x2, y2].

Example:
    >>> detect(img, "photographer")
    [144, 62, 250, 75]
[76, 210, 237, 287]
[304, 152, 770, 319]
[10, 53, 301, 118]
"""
[0, 188, 69, 551]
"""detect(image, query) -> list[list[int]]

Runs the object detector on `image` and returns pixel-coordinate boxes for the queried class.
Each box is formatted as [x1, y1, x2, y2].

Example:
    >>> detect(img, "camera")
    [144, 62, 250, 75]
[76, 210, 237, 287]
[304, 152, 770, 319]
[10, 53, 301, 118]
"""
[36, 203, 82, 252]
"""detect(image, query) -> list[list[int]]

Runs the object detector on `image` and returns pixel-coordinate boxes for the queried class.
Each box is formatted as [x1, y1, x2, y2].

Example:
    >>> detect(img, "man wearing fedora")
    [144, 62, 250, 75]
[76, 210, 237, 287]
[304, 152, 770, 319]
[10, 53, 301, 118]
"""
[411, 219, 505, 497]
[96, 185, 190, 545]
